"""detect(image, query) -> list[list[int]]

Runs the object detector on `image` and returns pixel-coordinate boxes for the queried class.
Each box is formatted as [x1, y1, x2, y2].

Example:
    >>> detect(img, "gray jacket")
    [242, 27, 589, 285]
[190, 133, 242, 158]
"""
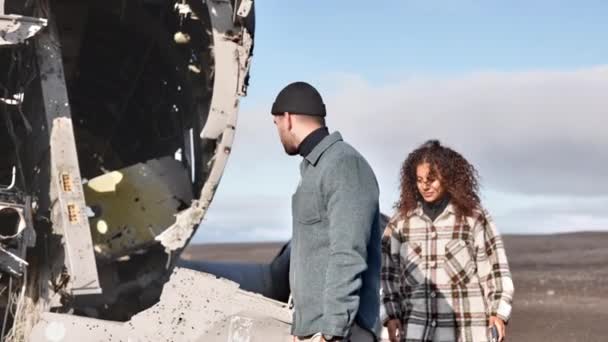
[290, 132, 382, 338]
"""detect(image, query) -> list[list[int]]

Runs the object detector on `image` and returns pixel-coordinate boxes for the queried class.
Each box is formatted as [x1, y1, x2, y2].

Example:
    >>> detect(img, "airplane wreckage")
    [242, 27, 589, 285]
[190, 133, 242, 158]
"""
[0, 0, 306, 340]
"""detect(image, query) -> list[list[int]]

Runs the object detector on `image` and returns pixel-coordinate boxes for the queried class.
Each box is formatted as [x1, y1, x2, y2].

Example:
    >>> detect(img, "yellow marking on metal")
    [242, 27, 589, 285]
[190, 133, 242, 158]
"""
[61, 173, 73, 192]
[67, 204, 79, 224]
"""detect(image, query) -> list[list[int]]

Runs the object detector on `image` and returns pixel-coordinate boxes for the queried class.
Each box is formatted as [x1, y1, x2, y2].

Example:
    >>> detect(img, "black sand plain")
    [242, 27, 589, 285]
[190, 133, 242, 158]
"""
[183, 232, 608, 342]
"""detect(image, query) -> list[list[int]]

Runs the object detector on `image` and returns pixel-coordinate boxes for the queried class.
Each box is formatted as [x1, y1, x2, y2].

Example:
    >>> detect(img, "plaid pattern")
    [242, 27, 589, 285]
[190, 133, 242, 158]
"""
[381, 203, 514, 342]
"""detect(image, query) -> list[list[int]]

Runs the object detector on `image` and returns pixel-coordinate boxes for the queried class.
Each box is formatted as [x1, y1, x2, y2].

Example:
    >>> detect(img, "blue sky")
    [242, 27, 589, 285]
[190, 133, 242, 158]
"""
[246, 0, 608, 99]
[193, 1, 608, 242]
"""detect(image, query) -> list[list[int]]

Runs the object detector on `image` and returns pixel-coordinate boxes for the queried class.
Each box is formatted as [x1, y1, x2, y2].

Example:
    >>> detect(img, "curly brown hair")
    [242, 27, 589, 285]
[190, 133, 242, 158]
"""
[396, 140, 481, 218]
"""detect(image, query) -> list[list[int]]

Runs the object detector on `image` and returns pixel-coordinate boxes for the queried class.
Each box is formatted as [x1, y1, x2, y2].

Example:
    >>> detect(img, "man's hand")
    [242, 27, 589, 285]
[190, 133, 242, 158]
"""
[386, 319, 402, 342]
[489, 316, 506, 341]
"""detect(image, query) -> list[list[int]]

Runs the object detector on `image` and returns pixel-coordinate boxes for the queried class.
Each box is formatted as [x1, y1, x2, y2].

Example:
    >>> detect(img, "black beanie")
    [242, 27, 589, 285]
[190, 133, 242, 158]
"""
[271, 81, 326, 117]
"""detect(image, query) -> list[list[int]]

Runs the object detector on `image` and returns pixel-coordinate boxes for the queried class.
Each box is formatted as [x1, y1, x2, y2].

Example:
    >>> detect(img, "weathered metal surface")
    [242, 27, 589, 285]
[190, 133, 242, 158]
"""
[84, 157, 193, 259]
[30, 268, 292, 341]
[0, 14, 47, 46]
[156, 0, 254, 252]
[35, 18, 101, 296]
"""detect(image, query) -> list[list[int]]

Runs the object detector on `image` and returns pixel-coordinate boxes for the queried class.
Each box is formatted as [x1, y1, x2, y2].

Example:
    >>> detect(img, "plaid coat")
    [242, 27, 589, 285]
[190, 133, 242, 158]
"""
[381, 203, 514, 342]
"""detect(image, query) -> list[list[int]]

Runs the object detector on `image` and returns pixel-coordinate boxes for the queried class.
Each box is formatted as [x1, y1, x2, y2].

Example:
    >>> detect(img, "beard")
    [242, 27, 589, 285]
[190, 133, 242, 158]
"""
[279, 133, 298, 155]
[283, 143, 298, 155]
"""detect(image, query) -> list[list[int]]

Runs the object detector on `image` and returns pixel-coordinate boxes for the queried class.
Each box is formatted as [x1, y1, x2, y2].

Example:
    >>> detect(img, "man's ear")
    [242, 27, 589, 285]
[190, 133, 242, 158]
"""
[285, 112, 293, 130]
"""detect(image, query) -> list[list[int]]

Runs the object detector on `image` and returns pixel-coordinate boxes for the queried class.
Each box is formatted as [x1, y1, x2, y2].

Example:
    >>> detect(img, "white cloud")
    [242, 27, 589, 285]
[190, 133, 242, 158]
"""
[194, 66, 608, 242]
[322, 66, 608, 196]
[493, 195, 608, 233]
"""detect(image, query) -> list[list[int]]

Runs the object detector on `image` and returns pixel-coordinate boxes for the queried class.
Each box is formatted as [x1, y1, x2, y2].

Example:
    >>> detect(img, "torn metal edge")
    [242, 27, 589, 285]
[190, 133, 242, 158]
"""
[155, 0, 254, 252]
[0, 14, 48, 46]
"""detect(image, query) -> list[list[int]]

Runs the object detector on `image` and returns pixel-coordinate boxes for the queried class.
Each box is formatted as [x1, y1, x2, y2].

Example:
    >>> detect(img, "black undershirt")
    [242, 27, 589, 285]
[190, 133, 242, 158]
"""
[298, 127, 329, 157]
[422, 195, 451, 222]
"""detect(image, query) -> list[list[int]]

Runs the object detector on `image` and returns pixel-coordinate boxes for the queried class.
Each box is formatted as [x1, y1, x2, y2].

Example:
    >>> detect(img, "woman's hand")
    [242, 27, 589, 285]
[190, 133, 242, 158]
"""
[489, 316, 506, 341]
[386, 319, 402, 342]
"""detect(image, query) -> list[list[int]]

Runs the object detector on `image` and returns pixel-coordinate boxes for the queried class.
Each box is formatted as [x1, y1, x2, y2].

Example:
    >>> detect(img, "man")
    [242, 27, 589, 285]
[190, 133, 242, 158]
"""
[271, 81, 382, 342]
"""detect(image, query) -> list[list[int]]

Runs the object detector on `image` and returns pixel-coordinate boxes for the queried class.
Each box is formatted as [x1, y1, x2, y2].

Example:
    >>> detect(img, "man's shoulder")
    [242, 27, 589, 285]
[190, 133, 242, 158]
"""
[319, 140, 378, 188]
[322, 139, 367, 164]
[318, 142, 374, 179]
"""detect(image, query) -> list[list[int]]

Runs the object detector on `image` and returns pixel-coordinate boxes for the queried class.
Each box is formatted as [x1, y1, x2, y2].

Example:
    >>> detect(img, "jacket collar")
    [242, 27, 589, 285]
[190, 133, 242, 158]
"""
[304, 131, 343, 166]
[298, 127, 329, 158]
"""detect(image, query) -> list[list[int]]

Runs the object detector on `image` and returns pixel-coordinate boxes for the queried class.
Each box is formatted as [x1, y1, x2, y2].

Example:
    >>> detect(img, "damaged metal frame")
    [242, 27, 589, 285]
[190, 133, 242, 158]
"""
[2, 0, 257, 279]
[28, 0, 269, 340]
[155, 0, 255, 252]
[34, 12, 102, 296]
[0, 0, 268, 339]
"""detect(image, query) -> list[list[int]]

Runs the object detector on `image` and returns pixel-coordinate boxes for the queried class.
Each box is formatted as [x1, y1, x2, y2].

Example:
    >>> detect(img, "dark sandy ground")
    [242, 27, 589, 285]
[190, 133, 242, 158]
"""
[183, 232, 608, 342]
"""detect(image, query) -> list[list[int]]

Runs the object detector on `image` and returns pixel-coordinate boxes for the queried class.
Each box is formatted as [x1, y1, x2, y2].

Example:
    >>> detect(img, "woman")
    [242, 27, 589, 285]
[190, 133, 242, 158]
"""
[381, 140, 514, 342]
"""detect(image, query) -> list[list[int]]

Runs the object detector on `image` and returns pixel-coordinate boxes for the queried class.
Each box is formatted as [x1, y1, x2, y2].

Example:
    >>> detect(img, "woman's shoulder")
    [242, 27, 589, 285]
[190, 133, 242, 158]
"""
[463, 205, 494, 226]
